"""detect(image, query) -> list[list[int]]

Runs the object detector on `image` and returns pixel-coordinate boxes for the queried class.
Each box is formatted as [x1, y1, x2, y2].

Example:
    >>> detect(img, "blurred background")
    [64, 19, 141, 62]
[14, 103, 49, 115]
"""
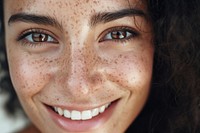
[0, 93, 27, 133]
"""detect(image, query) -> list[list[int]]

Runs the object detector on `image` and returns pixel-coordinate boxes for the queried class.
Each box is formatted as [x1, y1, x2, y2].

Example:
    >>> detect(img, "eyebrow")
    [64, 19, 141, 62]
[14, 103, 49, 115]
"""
[8, 8, 147, 29]
[8, 13, 63, 31]
[90, 8, 147, 27]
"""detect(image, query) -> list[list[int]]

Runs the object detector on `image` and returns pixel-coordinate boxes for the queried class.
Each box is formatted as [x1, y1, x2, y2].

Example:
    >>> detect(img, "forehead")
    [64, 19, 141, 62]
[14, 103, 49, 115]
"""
[4, 0, 146, 14]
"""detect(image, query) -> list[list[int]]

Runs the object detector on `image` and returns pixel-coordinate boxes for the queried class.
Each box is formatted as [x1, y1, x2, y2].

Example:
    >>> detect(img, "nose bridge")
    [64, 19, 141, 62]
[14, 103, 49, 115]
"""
[67, 42, 94, 95]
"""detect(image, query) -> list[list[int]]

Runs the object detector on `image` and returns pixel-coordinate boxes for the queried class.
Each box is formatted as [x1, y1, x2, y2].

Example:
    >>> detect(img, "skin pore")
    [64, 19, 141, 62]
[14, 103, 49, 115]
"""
[4, 0, 153, 133]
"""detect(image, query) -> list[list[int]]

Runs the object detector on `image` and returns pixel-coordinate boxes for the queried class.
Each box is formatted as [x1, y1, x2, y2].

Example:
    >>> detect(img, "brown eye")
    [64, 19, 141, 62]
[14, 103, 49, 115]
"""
[32, 33, 48, 42]
[99, 28, 138, 42]
[111, 31, 127, 39]
[23, 32, 58, 43]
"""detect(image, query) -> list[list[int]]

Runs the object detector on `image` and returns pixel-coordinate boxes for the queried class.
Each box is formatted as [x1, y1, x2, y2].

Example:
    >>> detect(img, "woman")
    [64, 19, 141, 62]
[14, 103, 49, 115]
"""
[0, 0, 200, 133]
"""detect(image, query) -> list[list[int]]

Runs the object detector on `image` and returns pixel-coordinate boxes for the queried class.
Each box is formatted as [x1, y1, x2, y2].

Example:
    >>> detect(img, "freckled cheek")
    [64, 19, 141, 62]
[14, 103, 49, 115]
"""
[9, 58, 53, 98]
[106, 56, 153, 89]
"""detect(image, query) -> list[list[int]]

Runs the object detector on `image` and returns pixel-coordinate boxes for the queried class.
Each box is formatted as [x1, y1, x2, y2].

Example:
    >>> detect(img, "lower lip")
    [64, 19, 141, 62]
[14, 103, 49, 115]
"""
[46, 101, 118, 132]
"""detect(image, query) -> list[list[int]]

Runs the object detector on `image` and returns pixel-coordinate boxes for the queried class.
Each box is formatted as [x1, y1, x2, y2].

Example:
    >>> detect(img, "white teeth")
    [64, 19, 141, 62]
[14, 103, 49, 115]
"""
[105, 103, 110, 108]
[92, 108, 99, 117]
[99, 105, 105, 113]
[82, 110, 92, 120]
[71, 111, 81, 120]
[63, 110, 71, 118]
[54, 107, 58, 112]
[53, 102, 111, 121]
[57, 107, 63, 116]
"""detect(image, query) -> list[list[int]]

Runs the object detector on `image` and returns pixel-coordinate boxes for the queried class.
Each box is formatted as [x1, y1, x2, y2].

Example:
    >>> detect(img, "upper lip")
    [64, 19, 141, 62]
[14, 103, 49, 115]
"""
[45, 98, 119, 111]
[47, 101, 113, 112]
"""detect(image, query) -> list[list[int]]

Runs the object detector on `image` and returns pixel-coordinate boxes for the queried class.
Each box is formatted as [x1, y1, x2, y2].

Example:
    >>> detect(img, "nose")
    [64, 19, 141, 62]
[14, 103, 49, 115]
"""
[65, 43, 100, 97]
[68, 48, 90, 94]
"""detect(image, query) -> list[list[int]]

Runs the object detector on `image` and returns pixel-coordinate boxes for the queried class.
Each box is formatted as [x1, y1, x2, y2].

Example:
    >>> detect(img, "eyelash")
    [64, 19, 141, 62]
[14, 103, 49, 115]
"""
[99, 26, 139, 43]
[17, 29, 58, 46]
[17, 26, 139, 47]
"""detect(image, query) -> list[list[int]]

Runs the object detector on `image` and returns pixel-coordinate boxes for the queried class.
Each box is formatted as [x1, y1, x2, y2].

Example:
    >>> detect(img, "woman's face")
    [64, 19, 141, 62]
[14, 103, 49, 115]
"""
[4, 0, 153, 132]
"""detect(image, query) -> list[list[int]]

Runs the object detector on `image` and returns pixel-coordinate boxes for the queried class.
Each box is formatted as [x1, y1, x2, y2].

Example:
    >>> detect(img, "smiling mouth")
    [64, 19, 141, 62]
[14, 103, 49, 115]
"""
[51, 102, 111, 121]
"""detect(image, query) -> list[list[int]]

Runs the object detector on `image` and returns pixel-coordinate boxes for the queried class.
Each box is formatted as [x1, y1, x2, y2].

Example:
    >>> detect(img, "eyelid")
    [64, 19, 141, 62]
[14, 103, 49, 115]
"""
[98, 26, 140, 42]
[17, 28, 59, 43]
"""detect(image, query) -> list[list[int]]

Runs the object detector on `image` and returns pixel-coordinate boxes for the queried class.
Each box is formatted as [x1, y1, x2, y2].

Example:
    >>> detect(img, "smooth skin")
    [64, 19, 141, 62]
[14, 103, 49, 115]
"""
[4, 0, 154, 132]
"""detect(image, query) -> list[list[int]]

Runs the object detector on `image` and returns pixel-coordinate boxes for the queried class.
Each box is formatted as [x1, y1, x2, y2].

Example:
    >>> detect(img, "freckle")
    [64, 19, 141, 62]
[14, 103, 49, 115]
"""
[17, 7, 23, 12]
[65, 3, 68, 6]
[119, 54, 123, 58]
[115, 59, 119, 64]
[54, 58, 59, 62]
[75, 20, 79, 24]
[116, 80, 120, 83]
[93, 1, 98, 4]
[21, 85, 26, 89]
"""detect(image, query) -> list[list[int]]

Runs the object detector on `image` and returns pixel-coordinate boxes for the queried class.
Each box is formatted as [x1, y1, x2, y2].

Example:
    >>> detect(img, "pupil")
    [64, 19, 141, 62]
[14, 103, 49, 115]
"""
[111, 31, 126, 39]
[32, 33, 47, 42]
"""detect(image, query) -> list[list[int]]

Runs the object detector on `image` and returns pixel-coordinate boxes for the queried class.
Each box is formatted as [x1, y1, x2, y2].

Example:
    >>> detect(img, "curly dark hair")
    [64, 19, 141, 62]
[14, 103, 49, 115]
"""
[127, 0, 200, 133]
[0, 0, 200, 133]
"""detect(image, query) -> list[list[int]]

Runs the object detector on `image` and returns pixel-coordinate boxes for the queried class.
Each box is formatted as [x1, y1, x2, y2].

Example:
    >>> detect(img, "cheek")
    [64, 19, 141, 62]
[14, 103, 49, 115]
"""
[8, 55, 53, 98]
[105, 52, 153, 90]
